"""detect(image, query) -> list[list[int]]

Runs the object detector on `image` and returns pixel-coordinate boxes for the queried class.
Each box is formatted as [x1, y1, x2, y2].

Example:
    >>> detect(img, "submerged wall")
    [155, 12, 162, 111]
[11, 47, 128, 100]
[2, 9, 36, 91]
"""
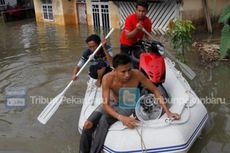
[5, 0, 17, 7]
[33, 0, 76, 25]
[182, 0, 229, 28]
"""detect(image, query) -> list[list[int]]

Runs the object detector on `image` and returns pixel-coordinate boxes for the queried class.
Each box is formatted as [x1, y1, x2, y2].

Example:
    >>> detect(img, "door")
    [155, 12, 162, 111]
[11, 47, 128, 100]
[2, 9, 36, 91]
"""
[77, 2, 87, 24]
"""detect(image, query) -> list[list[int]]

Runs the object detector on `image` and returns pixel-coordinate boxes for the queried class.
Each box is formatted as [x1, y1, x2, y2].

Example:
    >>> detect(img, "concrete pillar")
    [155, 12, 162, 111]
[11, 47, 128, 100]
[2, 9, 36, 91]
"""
[33, 0, 43, 23]
[109, 1, 120, 29]
[61, 0, 77, 25]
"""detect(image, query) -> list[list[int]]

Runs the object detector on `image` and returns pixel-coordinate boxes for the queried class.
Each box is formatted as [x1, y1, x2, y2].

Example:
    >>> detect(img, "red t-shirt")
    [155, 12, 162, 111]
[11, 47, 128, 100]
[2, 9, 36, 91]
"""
[120, 13, 152, 46]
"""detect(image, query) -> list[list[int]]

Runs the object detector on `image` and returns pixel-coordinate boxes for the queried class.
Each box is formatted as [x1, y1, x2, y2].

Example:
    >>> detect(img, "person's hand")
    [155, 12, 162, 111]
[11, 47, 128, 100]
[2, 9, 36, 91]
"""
[101, 38, 107, 48]
[166, 111, 181, 120]
[136, 21, 144, 30]
[95, 67, 106, 87]
[120, 116, 138, 129]
[97, 67, 106, 79]
[72, 74, 78, 81]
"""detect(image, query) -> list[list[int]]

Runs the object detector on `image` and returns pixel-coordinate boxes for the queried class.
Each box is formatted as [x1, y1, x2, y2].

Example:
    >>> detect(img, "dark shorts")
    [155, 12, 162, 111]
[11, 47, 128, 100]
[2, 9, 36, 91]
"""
[120, 44, 133, 56]
[89, 60, 112, 79]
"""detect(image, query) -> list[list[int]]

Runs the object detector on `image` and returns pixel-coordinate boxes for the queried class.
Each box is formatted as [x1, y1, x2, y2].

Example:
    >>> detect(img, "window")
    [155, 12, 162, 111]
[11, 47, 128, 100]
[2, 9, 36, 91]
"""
[41, 0, 53, 21]
[0, 0, 5, 11]
[0, 0, 5, 5]
[91, 2, 110, 29]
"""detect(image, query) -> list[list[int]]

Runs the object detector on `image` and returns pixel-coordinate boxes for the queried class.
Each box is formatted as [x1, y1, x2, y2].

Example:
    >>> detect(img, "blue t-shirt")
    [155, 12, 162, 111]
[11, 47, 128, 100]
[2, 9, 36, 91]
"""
[77, 45, 112, 67]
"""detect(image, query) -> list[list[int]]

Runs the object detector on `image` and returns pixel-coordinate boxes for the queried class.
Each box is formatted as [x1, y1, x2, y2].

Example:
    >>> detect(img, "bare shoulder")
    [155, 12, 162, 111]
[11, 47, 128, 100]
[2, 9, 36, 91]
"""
[102, 71, 114, 84]
[132, 69, 145, 79]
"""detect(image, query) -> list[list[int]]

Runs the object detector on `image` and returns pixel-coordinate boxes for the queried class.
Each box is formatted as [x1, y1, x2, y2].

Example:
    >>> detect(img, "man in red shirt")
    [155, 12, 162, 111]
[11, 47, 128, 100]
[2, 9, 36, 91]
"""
[120, 0, 152, 55]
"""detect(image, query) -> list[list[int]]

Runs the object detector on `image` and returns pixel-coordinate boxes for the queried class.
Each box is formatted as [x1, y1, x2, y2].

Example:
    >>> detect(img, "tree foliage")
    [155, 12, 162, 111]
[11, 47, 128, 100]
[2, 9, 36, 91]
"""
[167, 19, 195, 59]
[219, 3, 230, 58]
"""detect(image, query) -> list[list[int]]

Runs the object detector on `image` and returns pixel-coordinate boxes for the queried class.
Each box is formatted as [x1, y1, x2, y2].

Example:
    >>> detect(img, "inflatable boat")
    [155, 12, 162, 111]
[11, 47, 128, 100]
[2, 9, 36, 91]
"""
[78, 57, 208, 153]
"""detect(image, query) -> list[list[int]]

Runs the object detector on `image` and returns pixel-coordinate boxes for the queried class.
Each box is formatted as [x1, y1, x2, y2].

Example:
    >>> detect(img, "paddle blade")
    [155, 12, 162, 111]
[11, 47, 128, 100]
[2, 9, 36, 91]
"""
[37, 93, 65, 124]
[178, 61, 196, 80]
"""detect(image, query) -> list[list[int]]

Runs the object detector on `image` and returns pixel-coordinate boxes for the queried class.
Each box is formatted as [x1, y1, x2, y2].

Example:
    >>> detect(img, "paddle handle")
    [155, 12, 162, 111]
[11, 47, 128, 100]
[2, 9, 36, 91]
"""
[142, 28, 154, 40]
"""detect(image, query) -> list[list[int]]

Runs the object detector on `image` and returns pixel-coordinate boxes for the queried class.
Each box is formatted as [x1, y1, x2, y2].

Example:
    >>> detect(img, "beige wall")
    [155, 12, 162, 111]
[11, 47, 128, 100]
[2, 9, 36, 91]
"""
[52, 0, 65, 25]
[86, 0, 92, 26]
[61, 0, 77, 25]
[33, 0, 43, 23]
[182, 0, 229, 21]
[33, 0, 77, 25]
[110, 1, 120, 29]
[207, 0, 229, 17]
[33, 0, 229, 28]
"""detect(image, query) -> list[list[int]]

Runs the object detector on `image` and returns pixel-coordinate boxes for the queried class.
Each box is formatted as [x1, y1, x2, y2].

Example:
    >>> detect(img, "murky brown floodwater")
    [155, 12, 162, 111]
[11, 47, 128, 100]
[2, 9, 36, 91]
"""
[0, 19, 229, 153]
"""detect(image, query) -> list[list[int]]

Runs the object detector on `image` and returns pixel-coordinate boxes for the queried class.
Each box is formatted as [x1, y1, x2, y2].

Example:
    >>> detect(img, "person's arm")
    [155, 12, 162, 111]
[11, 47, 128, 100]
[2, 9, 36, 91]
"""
[72, 65, 81, 80]
[95, 67, 106, 87]
[101, 39, 113, 66]
[137, 71, 180, 120]
[72, 55, 86, 80]
[125, 21, 143, 39]
[123, 15, 143, 40]
[102, 75, 137, 128]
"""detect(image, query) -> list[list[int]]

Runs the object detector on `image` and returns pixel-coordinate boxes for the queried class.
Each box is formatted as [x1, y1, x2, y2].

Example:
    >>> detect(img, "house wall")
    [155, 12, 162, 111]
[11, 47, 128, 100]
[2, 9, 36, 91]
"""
[52, 0, 65, 25]
[61, 0, 76, 25]
[4, 0, 17, 7]
[109, 1, 120, 29]
[182, 0, 229, 22]
[33, 0, 229, 29]
[86, 0, 92, 26]
[4, 0, 33, 7]
[33, 0, 76, 25]
[33, 0, 43, 23]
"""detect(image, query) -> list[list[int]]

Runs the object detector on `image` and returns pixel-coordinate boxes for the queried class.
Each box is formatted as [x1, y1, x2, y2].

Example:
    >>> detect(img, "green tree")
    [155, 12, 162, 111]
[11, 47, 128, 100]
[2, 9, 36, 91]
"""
[167, 19, 195, 61]
[219, 3, 230, 58]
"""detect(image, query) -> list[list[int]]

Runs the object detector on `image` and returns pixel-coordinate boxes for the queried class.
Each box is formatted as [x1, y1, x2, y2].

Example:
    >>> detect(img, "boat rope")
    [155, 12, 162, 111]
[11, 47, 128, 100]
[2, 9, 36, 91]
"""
[135, 127, 147, 153]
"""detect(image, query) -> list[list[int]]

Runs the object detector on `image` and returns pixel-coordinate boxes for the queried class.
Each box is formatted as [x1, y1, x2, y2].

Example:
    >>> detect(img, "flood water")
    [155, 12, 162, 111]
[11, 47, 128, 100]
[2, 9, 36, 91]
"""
[0, 20, 229, 153]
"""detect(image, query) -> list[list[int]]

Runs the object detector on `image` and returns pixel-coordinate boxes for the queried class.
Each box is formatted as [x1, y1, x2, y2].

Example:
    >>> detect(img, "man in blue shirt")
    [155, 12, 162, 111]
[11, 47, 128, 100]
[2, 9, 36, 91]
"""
[72, 34, 113, 87]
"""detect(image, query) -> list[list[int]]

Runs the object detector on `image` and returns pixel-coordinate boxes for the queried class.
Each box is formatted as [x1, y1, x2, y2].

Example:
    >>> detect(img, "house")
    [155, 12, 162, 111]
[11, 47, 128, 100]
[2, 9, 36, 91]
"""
[0, 0, 34, 22]
[32, 0, 229, 34]
[0, 0, 34, 10]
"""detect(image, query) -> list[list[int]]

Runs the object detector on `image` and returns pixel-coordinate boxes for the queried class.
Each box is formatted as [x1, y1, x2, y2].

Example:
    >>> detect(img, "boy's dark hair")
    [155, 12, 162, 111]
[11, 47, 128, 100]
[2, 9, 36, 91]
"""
[86, 34, 101, 45]
[136, 0, 148, 10]
[112, 54, 132, 68]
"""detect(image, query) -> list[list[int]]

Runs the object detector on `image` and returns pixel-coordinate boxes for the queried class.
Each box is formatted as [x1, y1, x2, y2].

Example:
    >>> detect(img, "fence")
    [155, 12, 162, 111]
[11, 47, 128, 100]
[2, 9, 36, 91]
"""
[117, 0, 179, 35]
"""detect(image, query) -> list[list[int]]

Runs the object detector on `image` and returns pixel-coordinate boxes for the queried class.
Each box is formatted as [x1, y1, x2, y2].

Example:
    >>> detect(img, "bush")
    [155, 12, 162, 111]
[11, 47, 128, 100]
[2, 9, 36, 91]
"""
[219, 3, 230, 58]
[167, 19, 195, 60]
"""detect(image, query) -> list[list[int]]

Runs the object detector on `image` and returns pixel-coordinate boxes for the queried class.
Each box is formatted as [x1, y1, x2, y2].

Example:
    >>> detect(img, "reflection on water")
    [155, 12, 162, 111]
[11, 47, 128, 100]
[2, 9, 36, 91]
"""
[0, 19, 229, 153]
